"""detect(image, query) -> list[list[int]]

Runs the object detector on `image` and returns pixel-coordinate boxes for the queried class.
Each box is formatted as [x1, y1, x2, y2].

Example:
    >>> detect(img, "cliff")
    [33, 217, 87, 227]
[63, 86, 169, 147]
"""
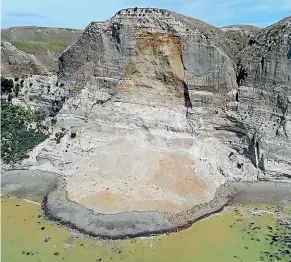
[1, 9, 290, 217]
[230, 16, 291, 179]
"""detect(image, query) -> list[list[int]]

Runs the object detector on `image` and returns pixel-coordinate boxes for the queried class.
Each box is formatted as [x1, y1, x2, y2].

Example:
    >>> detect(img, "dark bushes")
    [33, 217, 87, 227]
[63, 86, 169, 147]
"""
[1, 77, 14, 93]
[1, 101, 48, 164]
[70, 131, 76, 139]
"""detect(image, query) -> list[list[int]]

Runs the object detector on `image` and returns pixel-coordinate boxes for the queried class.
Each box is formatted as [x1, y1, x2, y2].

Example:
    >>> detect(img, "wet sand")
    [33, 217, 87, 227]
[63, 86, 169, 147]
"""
[1, 169, 59, 197]
[231, 181, 291, 206]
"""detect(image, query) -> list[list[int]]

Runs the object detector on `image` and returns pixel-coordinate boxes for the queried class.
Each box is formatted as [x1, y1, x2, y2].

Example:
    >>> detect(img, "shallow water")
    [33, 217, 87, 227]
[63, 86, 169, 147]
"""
[2, 196, 291, 262]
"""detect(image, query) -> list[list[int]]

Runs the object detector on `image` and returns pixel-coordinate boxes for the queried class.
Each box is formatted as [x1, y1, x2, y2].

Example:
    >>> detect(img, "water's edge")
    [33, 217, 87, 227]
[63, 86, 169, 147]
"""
[2, 169, 291, 240]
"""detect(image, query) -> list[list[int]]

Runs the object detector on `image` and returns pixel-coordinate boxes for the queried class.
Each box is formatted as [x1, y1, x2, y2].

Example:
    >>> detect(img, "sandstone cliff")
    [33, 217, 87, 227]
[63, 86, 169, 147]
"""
[1, 9, 290, 216]
[59, 8, 238, 95]
[238, 17, 291, 88]
[229, 16, 291, 179]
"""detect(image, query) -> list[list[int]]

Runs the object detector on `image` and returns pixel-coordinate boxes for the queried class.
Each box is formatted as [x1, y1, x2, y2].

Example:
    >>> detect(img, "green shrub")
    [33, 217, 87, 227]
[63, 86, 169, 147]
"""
[70, 85, 84, 95]
[227, 32, 237, 41]
[55, 130, 65, 144]
[51, 118, 57, 125]
[1, 101, 48, 164]
[7, 94, 13, 101]
[1, 77, 14, 93]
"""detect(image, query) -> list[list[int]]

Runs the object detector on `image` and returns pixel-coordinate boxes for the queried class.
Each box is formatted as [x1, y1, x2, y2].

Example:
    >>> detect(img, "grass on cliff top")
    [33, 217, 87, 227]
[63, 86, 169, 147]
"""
[12, 40, 68, 54]
[1, 100, 48, 164]
[226, 32, 250, 46]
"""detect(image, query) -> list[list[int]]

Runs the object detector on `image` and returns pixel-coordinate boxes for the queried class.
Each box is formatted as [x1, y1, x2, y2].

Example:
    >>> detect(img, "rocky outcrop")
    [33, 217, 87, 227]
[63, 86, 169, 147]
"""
[238, 17, 291, 88]
[1, 27, 82, 73]
[59, 8, 237, 94]
[225, 16, 291, 179]
[1, 41, 48, 75]
[172, 12, 240, 62]
[3, 74, 61, 110]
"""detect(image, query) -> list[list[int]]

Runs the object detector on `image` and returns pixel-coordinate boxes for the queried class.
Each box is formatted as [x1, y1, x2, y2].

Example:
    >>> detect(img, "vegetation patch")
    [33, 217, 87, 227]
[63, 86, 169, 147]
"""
[1, 76, 23, 99]
[1, 101, 48, 164]
[47, 41, 68, 51]
[54, 128, 66, 144]
[226, 32, 249, 47]
[70, 131, 77, 139]
[70, 85, 84, 95]
[11, 40, 68, 54]
[1, 77, 14, 93]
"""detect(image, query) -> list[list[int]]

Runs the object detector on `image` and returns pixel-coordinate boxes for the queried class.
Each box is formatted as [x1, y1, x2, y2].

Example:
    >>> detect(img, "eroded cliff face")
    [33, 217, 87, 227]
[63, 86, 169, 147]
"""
[238, 17, 291, 88]
[2, 9, 290, 214]
[59, 8, 237, 97]
[117, 32, 185, 105]
[227, 17, 291, 179]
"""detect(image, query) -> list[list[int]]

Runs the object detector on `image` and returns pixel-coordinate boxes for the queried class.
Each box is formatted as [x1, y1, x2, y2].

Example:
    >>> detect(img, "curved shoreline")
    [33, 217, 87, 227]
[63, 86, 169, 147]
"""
[2, 169, 291, 240]
[41, 180, 291, 240]
[42, 193, 230, 240]
[41, 179, 235, 240]
[42, 182, 236, 240]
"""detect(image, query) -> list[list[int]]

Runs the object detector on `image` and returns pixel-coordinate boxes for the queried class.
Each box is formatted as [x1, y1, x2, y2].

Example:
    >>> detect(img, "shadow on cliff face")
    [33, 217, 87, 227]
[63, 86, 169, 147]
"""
[236, 65, 248, 87]
[111, 23, 121, 51]
[287, 44, 291, 60]
[183, 81, 192, 109]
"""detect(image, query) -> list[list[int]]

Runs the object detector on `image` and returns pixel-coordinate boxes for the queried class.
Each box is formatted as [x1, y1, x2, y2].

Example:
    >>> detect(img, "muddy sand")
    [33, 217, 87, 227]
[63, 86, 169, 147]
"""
[2, 169, 291, 239]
